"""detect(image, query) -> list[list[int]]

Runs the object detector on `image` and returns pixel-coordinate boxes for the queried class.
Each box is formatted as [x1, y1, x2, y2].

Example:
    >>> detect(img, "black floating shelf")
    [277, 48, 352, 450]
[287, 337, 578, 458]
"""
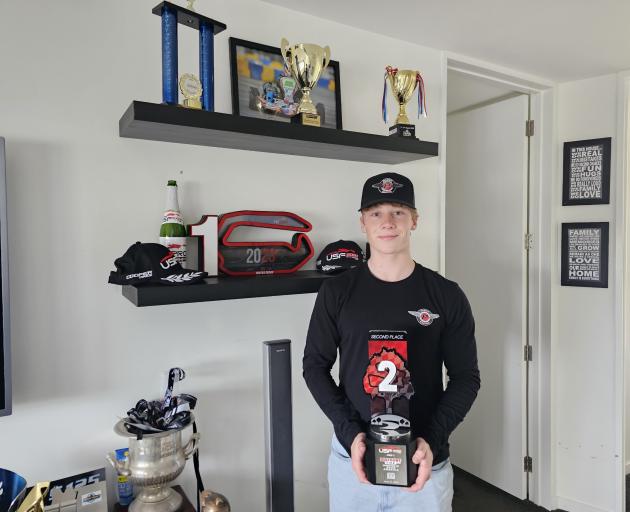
[122, 270, 330, 307]
[119, 101, 439, 164]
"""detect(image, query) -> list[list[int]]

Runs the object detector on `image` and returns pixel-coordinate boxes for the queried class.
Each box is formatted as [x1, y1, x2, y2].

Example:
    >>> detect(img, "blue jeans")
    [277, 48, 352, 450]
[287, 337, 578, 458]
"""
[328, 435, 454, 512]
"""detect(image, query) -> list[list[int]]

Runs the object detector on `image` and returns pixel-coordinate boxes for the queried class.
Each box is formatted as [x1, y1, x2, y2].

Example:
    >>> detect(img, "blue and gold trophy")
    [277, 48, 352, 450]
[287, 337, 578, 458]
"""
[152, 1, 226, 111]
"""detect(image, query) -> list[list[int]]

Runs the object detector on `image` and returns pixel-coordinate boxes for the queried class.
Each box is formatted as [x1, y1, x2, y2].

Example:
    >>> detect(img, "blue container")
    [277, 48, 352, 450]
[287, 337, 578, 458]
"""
[114, 449, 134, 507]
[0, 468, 27, 512]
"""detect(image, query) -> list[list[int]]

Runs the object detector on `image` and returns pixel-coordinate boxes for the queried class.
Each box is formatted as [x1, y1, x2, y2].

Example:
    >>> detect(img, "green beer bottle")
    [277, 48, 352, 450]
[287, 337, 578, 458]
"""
[159, 180, 187, 265]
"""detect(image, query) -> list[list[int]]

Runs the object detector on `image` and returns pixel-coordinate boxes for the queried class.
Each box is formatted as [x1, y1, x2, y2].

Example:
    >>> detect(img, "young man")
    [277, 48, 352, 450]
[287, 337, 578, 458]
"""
[303, 172, 480, 512]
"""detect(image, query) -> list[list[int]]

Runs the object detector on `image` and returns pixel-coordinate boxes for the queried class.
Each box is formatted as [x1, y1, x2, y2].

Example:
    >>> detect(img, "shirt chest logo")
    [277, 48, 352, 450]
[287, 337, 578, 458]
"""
[408, 308, 440, 326]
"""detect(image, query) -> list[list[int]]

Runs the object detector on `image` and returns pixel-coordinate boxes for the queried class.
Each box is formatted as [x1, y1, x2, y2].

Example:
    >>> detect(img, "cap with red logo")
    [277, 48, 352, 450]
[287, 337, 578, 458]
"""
[108, 242, 207, 286]
[359, 172, 415, 211]
[316, 240, 365, 274]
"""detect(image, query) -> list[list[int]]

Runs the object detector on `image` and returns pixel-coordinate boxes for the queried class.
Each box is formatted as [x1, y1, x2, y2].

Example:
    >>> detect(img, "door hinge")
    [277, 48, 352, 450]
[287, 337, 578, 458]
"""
[524, 456, 533, 473]
[524, 233, 533, 251]
[526, 120, 535, 137]
[524, 345, 532, 362]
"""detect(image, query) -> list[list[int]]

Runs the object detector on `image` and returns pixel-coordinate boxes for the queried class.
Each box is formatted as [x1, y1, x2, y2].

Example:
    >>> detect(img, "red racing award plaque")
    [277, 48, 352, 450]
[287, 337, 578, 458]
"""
[363, 330, 417, 486]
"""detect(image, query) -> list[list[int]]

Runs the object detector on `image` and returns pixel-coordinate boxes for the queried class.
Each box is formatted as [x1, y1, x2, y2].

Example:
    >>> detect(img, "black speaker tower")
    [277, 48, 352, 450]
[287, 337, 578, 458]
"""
[263, 339, 294, 512]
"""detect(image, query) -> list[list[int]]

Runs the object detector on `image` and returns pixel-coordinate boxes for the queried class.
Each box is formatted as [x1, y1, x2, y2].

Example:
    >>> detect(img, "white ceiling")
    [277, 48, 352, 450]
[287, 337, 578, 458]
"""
[447, 70, 518, 114]
[262, 0, 630, 83]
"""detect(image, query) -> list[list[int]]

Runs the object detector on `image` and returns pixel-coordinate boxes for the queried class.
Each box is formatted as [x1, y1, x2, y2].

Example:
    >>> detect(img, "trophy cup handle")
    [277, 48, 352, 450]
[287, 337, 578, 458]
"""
[322, 46, 331, 70]
[183, 432, 201, 459]
[106, 452, 131, 476]
[280, 38, 290, 64]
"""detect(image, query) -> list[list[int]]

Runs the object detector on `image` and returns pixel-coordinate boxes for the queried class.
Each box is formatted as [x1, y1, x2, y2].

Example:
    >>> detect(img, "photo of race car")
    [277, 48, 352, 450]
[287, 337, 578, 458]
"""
[230, 37, 342, 129]
[251, 75, 299, 117]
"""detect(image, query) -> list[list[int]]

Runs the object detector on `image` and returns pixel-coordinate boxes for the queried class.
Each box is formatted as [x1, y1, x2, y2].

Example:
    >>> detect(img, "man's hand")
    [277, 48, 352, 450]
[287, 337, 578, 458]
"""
[407, 437, 433, 492]
[350, 432, 371, 484]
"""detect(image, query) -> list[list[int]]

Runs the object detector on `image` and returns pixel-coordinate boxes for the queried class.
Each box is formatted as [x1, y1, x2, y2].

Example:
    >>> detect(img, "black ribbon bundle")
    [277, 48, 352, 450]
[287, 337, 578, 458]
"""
[120, 367, 206, 511]
[123, 368, 197, 436]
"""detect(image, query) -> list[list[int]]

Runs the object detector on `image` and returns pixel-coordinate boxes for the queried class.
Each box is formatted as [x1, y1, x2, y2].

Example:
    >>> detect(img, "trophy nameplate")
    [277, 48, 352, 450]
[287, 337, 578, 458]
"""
[291, 112, 321, 127]
[389, 124, 416, 138]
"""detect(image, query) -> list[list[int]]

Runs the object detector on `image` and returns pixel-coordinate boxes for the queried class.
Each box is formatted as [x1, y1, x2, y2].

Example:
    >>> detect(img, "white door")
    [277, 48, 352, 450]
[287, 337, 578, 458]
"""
[445, 94, 529, 499]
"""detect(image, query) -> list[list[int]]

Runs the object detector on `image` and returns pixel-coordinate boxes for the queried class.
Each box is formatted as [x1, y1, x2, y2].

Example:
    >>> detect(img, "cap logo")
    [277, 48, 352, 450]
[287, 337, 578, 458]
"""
[408, 308, 440, 326]
[160, 252, 178, 270]
[372, 177, 403, 194]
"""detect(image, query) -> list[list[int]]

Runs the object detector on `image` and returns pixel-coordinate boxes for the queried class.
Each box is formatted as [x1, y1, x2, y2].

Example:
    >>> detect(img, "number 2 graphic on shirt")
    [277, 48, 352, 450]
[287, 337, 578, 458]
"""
[377, 360, 398, 392]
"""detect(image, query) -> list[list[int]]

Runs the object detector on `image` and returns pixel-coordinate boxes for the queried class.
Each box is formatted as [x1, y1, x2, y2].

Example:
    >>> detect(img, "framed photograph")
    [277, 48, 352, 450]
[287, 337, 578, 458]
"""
[561, 222, 609, 288]
[562, 137, 611, 206]
[229, 37, 342, 129]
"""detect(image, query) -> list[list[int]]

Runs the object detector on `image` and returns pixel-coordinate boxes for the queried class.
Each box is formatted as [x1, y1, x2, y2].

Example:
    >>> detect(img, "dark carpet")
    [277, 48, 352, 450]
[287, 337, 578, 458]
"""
[453, 466, 567, 512]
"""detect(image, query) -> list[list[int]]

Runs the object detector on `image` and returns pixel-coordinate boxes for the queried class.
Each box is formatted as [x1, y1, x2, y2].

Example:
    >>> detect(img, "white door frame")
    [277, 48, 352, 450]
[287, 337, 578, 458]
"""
[616, 70, 630, 512]
[440, 51, 555, 510]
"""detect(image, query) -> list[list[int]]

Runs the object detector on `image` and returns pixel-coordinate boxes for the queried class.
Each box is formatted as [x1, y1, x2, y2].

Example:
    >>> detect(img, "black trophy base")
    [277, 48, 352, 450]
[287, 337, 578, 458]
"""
[366, 433, 418, 487]
[291, 112, 321, 127]
[389, 124, 416, 138]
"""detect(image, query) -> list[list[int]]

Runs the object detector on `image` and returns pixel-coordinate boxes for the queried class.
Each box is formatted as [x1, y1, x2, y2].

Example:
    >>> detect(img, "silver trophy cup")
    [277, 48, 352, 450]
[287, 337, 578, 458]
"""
[108, 420, 199, 512]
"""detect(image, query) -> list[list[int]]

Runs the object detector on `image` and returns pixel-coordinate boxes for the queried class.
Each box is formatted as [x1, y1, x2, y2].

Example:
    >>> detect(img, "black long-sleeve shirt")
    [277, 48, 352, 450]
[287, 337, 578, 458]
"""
[303, 262, 480, 465]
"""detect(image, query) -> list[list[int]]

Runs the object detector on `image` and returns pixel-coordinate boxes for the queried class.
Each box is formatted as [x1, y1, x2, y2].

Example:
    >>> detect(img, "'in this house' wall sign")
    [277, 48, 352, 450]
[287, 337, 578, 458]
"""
[562, 137, 611, 206]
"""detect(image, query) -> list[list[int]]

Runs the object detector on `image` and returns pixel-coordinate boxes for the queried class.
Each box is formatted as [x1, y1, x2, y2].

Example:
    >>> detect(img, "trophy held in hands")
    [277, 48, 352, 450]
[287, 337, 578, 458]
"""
[363, 330, 417, 487]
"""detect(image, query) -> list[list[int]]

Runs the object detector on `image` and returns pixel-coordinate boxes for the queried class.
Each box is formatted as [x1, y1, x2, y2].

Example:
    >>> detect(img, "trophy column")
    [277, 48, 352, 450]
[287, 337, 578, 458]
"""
[199, 22, 214, 111]
[161, 4, 178, 105]
[153, 2, 226, 111]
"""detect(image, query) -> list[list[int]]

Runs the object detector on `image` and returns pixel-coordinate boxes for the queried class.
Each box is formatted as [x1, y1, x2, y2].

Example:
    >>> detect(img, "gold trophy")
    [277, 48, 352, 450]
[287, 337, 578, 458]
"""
[179, 73, 203, 109]
[280, 38, 331, 127]
[382, 66, 427, 138]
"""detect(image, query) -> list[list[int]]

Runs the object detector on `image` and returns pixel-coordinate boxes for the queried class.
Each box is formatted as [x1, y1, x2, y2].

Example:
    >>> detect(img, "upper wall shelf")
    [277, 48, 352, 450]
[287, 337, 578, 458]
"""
[119, 101, 439, 164]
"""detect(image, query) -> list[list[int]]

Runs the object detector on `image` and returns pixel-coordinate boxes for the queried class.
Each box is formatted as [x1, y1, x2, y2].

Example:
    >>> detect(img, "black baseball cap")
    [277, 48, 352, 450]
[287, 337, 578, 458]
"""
[108, 242, 207, 286]
[359, 172, 415, 211]
[316, 240, 364, 274]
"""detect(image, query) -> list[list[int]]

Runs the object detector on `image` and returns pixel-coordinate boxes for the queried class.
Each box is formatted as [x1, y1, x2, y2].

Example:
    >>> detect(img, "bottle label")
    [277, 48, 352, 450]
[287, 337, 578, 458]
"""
[160, 236, 187, 265]
[162, 210, 184, 225]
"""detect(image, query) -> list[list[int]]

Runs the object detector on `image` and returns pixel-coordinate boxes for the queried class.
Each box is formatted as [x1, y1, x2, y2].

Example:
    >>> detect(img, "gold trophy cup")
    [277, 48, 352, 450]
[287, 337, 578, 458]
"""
[280, 38, 331, 127]
[382, 66, 427, 138]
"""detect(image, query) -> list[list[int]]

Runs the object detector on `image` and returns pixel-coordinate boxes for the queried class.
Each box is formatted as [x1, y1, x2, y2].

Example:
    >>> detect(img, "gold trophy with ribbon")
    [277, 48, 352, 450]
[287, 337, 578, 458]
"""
[382, 66, 427, 138]
[280, 38, 331, 127]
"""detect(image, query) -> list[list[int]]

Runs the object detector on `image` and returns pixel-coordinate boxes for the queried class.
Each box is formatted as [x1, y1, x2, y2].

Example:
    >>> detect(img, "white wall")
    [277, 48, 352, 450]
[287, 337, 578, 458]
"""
[0, 1, 444, 510]
[553, 74, 619, 512]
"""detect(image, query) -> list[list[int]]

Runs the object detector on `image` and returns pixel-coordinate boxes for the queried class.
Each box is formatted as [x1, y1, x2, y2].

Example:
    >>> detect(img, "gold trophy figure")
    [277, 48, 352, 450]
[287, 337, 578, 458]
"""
[179, 73, 203, 109]
[382, 66, 427, 138]
[16, 482, 50, 512]
[281, 38, 331, 127]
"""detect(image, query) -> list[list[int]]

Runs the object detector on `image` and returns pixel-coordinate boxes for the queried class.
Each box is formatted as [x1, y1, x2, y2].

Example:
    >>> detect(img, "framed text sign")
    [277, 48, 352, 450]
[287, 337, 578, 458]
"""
[561, 222, 609, 288]
[562, 137, 611, 206]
